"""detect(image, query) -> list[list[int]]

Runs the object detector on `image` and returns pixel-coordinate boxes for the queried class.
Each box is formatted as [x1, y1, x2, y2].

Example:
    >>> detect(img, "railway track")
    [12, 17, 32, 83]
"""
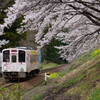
[0, 81, 14, 89]
[40, 64, 66, 73]
[0, 64, 69, 100]
[20, 64, 68, 90]
[0, 64, 68, 91]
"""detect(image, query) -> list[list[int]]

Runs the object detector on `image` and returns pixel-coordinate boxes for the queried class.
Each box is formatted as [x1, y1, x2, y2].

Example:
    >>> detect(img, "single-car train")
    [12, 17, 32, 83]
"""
[2, 47, 41, 79]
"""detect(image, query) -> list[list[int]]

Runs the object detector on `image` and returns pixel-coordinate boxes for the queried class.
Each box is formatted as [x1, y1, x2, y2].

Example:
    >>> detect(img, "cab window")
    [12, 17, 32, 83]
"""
[3, 50, 10, 62]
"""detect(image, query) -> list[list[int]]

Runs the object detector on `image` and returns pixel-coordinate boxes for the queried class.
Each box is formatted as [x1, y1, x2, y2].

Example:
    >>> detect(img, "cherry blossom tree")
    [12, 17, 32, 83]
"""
[0, 0, 100, 61]
[0, 0, 14, 48]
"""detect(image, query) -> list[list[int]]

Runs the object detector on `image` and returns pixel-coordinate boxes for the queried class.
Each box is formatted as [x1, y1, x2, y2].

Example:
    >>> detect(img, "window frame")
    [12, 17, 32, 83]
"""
[3, 50, 10, 62]
[18, 50, 26, 62]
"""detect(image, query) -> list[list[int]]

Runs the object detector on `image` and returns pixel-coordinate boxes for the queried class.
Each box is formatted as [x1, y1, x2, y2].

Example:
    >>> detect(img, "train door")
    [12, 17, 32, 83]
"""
[10, 50, 18, 71]
[10, 52, 18, 71]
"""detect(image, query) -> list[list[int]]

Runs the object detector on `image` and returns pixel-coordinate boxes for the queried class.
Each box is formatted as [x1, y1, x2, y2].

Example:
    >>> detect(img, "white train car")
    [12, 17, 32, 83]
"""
[2, 47, 41, 79]
[0, 53, 2, 76]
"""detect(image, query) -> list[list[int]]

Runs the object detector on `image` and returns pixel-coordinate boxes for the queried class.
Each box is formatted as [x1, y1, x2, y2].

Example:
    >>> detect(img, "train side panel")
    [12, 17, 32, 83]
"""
[27, 50, 41, 74]
[0, 53, 2, 76]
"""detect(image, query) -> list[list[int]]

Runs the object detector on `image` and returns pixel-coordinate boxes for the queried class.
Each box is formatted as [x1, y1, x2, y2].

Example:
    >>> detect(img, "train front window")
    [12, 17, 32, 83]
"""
[12, 55, 16, 62]
[18, 50, 25, 62]
[3, 50, 10, 62]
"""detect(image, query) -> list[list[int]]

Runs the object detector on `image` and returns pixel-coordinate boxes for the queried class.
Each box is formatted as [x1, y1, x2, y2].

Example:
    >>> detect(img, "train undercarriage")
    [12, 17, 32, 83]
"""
[3, 69, 40, 79]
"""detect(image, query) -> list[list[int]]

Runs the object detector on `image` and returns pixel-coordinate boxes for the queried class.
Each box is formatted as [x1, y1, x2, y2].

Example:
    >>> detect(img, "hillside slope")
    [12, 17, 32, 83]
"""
[24, 49, 100, 100]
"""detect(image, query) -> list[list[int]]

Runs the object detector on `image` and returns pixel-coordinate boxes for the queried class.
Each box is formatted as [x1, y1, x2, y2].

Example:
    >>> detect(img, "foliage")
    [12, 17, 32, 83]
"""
[43, 38, 68, 64]
[0, 84, 24, 100]
[50, 70, 68, 79]
[52, 89, 58, 93]
[0, 0, 26, 51]
[41, 61, 58, 69]
[50, 73, 61, 79]
[42, 24, 68, 64]
[0, 16, 26, 51]
[31, 95, 43, 100]
[88, 88, 100, 100]
[0, 0, 100, 61]
[62, 74, 86, 88]
[0, 0, 15, 24]
[23, 49, 100, 100]
[91, 48, 100, 58]
[68, 49, 94, 72]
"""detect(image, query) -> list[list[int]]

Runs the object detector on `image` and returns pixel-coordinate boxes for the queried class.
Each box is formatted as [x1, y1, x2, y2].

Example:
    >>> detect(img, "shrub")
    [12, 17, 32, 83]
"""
[31, 95, 43, 100]
[50, 73, 60, 79]
[0, 84, 24, 100]
[92, 49, 100, 58]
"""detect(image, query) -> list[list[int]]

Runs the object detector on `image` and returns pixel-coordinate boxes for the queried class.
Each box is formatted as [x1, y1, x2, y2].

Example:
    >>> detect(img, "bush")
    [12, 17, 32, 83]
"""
[50, 73, 60, 79]
[0, 84, 24, 100]
[92, 49, 100, 58]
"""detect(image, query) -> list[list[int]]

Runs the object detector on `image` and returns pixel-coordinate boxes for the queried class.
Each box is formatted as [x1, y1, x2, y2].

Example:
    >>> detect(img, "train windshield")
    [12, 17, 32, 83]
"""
[18, 50, 25, 62]
[3, 50, 10, 62]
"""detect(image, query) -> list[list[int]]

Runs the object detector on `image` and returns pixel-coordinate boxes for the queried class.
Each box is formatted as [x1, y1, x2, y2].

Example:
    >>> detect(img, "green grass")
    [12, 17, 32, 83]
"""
[52, 89, 58, 93]
[88, 88, 100, 100]
[41, 61, 58, 69]
[31, 95, 43, 100]
[68, 50, 94, 72]
[50, 70, 68, 79]
[0, 84, 24, 100]
[23, 48, 100, 100]
[62, 74, 86, 88]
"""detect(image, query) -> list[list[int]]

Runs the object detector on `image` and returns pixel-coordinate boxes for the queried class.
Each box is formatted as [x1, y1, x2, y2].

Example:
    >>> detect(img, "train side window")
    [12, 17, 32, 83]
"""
[12, 55, 16, 62]
[18, 50, 25, 62]
[3, 50, 10, 62]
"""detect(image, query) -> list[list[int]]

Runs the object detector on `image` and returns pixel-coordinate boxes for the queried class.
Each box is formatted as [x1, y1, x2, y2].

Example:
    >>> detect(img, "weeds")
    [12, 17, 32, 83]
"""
[68, 50, 94, 72]
[31, 95, 43, 100]
[88, 88, 100, 100]
[91, 49, 100, 58]
[50, 71, 67, 79]
[50, 73, 60, 79]
[23, 48, 100, 100]
[52, 89, 58, 93]
[41, 61, 58, 69]
[62, 74, 86, 88]
[0, 84, 24, 100]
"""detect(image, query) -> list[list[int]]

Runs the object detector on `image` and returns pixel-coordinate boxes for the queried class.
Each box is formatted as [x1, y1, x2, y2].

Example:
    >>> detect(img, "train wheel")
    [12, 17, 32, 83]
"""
[26, 72, 29, 77]
[35, 69, 40, 74]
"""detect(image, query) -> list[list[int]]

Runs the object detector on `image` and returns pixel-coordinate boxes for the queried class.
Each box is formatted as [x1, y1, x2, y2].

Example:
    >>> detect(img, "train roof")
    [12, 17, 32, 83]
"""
[15, 47, 33, 50]
[2, 47, 40, 52]
[3, 47, 33, 50]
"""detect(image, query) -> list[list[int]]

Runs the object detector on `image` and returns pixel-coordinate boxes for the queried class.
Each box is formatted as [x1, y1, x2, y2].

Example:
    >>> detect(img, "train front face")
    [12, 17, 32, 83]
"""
[2, 49, 26, 79]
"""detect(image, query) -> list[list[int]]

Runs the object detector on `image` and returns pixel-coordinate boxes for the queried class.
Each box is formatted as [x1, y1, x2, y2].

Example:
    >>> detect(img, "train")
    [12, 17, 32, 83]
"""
[1, 47, 41, 79]
[0, 53, 2, 77]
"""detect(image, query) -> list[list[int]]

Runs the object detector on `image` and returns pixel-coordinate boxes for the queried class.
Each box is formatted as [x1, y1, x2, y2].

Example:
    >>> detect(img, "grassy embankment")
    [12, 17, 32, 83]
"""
[9, 48, 100, 100]
[41, 61, 58, 69]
